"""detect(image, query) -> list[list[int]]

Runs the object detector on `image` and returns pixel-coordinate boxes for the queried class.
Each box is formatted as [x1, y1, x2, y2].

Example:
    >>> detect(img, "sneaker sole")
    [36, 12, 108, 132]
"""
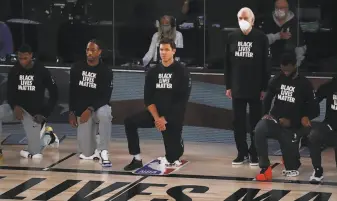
[310, 176, 323, 182]
[124, 166, 142, 172]
[249, 163, 259, 166]
[286, 173, 299, 177]
[79, 156, 100, 160]
[101, 163, 112, 167]
[232, 159, 248, 165]
[232, 162, 244, 165]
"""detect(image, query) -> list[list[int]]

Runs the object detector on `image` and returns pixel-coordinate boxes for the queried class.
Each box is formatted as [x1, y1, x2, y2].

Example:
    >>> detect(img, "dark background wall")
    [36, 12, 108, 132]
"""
[0, 0, 335, 73]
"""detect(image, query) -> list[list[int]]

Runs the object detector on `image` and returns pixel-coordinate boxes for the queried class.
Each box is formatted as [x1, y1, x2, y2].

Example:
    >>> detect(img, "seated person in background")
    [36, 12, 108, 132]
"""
[142, 15, 183, 67]
[254, 51, 319, 181]
[262, 0, 306, 68]
[181, 0, 204, 23]
[299, 76, 337, 183]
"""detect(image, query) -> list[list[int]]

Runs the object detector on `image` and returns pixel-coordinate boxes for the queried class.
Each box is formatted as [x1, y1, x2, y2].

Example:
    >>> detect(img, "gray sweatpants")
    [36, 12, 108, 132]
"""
[77, 104, 112, 157]
[0, 104, 50, 155]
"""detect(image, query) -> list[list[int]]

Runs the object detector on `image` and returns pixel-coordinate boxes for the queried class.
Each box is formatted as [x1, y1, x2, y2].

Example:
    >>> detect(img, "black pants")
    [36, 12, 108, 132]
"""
[255, 119, 301, 170]
[232, 98, 262, 157]
[300, 122, 337, 169]
[124, 110, 184, 163]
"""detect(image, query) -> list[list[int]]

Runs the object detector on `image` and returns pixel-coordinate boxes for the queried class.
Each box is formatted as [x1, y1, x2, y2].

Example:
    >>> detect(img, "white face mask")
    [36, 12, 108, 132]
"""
[161, 25, 171, 33]
[275, 9, 286, 18]
[239, 20, 251, 32]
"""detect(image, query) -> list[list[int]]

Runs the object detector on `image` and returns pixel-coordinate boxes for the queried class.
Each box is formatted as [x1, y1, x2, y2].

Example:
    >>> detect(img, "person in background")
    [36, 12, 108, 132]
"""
[142, 15, 183, 67]
[262, 0, 306, 68]
[181, 0, 203, 23]
[254, 51, 319, 181]
[225, 7, 271, 166]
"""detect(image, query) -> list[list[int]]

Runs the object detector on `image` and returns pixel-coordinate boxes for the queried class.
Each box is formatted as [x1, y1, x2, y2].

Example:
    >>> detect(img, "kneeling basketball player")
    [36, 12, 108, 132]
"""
[123, 38, 192, 171]
[68, 39, 113, 167]
[299, 76, 337, 182]
[6, 44, 59, 159]
[254, 51, 319, 181]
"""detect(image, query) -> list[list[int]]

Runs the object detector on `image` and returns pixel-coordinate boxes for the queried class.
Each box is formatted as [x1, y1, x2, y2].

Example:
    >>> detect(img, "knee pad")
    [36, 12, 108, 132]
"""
[96, 105, 112, 121]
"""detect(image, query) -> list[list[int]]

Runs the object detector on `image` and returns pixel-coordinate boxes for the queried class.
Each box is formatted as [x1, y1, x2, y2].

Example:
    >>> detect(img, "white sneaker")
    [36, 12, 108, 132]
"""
[282, 170, 299, 177]
[20, 150, 43, 159]
[79, 149, 100, 160]
[310, 168, 323, 182]
[99, 150, 112, 167]
[158, 157, 169, 165]
[166, 160, 182, 168]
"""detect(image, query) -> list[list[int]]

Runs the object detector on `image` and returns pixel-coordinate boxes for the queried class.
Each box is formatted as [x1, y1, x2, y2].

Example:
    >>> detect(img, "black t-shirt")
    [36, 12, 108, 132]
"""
[263, 72, 319, 129]
[315, 77, 337, 131]
[69, 61, 113, 116]
[225, 28, 271, 99]
[144, 61, 191, 124]
[7, 62, 58, 117]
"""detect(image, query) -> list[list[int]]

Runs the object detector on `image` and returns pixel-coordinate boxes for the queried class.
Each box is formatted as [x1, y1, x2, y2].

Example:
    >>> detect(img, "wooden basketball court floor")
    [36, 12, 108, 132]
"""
[0, 136, 337, 201]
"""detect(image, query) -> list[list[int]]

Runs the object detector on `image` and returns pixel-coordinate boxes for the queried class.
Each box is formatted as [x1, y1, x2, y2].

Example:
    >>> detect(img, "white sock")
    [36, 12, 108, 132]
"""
[134, 154, 141, 161]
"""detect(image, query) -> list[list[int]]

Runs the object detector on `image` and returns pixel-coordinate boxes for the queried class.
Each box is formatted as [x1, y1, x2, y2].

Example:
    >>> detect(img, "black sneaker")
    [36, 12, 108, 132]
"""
[310, 167, 323, 183]
[232, 155, 248, 165]
[124, 158, 143, 171]
[249, 154, 259, 166]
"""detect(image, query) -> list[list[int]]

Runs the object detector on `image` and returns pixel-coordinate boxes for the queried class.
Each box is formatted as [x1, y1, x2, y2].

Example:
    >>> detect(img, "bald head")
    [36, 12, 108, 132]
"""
[237, 7, 255, 24]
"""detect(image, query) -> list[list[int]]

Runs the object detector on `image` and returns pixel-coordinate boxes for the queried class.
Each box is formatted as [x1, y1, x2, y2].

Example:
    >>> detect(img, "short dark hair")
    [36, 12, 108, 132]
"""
[280, 51, 297, 66]
[88, 39, 103, 50]
[18, 44, 32, 53]
[159, 38, 176, 49]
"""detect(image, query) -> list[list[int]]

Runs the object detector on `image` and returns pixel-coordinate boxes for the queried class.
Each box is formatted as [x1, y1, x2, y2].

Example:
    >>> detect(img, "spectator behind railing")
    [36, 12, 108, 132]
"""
[262, 0, 306, 68]
[142, 15, 183, 67]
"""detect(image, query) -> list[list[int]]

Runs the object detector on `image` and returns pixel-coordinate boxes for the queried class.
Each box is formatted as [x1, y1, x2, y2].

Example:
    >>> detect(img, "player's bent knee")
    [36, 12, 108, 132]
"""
[96, 105, 112, 121]
[254, 119, 268, 137]
[307, 129, 322, 143]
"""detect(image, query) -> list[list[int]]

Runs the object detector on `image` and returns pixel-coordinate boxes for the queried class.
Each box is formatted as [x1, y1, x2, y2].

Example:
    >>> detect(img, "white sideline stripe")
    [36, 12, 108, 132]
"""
[0, 64, 332, 78]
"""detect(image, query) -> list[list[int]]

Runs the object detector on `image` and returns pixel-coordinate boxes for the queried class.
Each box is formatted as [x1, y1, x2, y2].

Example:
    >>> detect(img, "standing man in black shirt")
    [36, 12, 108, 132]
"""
[68, 39, 113, 167]
[123, 38, 191, 171]
[225, 7, 271, 166]
[301, 77, 337, 182]
[6, 44, 59, 159]
[254, 51, 319, 181]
